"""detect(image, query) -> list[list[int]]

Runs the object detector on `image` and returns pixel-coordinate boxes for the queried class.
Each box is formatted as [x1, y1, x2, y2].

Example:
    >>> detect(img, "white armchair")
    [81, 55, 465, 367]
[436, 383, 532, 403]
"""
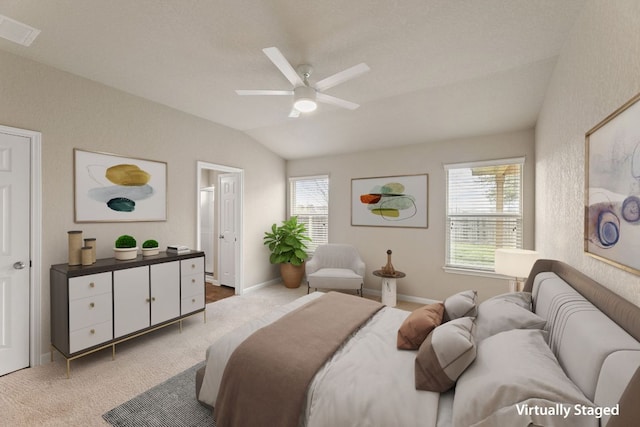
[306, 244, 366, 296]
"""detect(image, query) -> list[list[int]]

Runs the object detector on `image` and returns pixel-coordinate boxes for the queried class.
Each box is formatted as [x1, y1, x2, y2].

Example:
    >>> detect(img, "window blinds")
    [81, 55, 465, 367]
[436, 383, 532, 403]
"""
[445, 158, 524, 271]
[289, 175, 329, 253]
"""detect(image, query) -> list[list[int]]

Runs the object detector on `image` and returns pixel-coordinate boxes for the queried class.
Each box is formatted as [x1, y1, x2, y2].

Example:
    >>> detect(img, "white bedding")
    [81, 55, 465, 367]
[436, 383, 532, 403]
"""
[198, 292, 440, 427]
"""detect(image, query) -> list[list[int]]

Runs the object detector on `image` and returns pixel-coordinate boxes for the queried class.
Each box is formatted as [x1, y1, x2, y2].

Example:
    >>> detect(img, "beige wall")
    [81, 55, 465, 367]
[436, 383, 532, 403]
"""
[0, 50, 285, 354]
[287, 128, 535, 302]
[536, 0, 640, 307]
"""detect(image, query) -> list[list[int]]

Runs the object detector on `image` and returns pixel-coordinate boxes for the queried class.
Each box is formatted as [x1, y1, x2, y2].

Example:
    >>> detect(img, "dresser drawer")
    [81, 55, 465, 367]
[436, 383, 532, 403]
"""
[69, 320, 113, 353]
[181, 273, 204, 298]
[69, 272, 112, 301]
[181, 257, 204, 277]
[181, 293, 204, 315]
[69, 292, 112, 332]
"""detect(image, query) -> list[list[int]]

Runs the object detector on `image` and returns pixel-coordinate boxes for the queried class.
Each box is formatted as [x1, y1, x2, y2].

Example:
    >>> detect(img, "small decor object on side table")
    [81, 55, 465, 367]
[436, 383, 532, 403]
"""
[114, 234, 138, 260]
[373, 249, 406, 307]
[142, 239, 160, 257]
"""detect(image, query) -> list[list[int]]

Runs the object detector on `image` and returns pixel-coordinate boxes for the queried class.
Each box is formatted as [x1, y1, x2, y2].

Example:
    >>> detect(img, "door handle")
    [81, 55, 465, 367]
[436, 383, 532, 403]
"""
[13, 261, 26, 270]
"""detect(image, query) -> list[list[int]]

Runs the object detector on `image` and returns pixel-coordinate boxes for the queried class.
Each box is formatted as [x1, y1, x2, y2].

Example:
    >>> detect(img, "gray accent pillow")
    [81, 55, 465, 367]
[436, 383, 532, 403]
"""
[415, 317, 476, 392]
[443, 290, 477, 321]
[487, 291, 533, 310]
[474, 295, 545, 342]
[452, 329, 597, 427]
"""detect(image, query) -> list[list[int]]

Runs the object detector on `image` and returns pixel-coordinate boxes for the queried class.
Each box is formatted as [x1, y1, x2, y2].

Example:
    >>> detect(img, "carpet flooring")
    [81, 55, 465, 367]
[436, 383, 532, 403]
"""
[103, 361, 214, 427]
[0, 284, 420, 426]
[0, 283, 308, 426]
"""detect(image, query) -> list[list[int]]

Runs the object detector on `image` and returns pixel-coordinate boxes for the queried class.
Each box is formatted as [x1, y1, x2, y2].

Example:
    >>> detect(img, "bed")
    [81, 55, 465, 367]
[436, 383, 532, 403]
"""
[196, 259, 640, 427]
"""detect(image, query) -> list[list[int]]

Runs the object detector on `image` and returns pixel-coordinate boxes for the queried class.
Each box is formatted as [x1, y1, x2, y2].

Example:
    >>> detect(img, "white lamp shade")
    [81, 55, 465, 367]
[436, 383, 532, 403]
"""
[293, 86, 317, 112]
[494, 248, 539, 278]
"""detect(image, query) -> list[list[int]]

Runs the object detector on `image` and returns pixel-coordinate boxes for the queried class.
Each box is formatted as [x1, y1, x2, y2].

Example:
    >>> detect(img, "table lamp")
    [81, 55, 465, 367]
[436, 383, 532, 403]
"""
[494, 248, 540, 292]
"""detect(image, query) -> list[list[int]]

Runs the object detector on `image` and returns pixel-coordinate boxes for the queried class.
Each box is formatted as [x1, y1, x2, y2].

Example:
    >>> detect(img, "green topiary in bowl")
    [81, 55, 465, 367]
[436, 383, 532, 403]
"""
[141, 238, 159, 257]
[115, 235, 137, 248]
[114, 235, 138, 260]
[142, 239, 159, 248]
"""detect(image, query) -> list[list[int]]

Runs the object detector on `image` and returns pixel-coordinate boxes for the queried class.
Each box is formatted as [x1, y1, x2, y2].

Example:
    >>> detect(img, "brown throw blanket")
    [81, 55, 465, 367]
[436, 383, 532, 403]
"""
[214, 291, 383, 427]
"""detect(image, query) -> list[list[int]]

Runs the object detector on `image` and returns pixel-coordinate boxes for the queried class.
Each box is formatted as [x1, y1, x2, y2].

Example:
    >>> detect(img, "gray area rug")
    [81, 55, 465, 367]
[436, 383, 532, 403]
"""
[103, 361, 216, 427]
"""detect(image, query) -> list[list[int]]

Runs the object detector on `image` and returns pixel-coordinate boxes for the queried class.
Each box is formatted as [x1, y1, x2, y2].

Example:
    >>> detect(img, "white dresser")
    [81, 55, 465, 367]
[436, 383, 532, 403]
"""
[50, 251, 205, 377]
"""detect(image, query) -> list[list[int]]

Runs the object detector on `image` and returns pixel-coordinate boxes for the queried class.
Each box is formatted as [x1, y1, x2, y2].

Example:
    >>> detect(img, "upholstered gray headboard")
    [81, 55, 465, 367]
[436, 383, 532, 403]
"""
[523, 259, 640, 427]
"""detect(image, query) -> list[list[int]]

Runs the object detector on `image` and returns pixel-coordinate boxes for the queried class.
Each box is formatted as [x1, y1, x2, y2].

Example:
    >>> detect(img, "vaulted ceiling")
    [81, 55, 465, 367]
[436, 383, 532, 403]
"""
[0, 0, 585, 159]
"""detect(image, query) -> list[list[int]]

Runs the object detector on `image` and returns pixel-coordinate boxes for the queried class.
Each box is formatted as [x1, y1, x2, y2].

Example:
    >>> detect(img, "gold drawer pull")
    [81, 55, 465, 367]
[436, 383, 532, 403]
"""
[192, 278, 196, 283]
[90, 329, 95, 334]
[89, 282, 95, 288]
[146, 298, 150, 303]
[191, 264, 196, 269]
[192, 298, 196, 303]
[89, 302, 95, 308]
[151, 297, 156, 302]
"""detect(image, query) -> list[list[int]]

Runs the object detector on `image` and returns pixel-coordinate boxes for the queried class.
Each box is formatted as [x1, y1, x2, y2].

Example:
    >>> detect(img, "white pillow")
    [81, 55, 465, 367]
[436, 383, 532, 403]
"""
[443, 290, 477, 321]
[474, 295, 545, 342]
[452, 329, 597, 427]
[415, 317, 476, 392]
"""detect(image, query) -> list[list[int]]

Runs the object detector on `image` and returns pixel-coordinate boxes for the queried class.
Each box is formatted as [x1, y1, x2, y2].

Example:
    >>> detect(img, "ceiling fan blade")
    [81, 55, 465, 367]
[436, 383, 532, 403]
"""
[316, 92, 360, 110]
[288, 108, 301, 118]
[314, 63, 370, 92]
[262, 47, 305, 87]
[235, 89, 293, 96]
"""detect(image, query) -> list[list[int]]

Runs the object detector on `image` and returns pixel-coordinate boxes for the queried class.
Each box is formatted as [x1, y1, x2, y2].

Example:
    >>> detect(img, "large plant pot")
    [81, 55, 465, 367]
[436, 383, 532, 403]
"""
[280, 262, 305, 288]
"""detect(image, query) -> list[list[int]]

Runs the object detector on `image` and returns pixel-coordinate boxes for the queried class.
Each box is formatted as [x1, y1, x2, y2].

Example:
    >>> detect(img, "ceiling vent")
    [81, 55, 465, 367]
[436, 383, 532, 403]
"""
[0, 14, 40, 46]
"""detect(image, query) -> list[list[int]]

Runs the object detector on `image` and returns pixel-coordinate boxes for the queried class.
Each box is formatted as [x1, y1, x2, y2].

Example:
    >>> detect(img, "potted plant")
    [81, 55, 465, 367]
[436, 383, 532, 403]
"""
[263, 216, 311, 288]
[142, 239, 159, 257]
[114, 234, 138, 260]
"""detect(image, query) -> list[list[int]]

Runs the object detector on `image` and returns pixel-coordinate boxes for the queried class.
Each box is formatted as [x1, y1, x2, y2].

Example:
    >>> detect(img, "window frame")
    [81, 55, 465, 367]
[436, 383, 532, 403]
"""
[443, 157, 525, 276]
[288, 174, 329, 255]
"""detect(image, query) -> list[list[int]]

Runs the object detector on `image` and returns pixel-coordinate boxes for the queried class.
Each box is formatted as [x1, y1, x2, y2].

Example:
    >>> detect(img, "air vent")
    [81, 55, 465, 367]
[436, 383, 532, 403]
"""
[0, 14, 40, 47]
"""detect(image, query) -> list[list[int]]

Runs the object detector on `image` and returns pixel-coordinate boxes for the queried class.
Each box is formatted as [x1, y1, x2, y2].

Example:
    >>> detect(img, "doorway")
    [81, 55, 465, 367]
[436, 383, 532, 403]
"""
[0, 125, 41, 375]
[196, 161, 243, 296]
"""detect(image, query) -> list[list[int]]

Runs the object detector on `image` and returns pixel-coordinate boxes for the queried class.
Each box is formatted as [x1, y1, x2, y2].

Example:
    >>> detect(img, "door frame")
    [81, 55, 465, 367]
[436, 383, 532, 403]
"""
[196, 161, 243, 295]
[0, 125, 42, 367]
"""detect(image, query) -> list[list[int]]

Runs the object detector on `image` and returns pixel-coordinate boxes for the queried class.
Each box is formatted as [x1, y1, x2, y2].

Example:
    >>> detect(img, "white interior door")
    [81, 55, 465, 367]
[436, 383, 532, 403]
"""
[218, 173, 238, 288]
[0, 130, 31, 376]
[199, 187, 215, 275]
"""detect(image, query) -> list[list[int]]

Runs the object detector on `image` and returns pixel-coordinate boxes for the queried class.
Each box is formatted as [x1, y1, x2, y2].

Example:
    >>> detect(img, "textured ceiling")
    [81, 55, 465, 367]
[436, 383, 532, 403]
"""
[0, 0, 585, 159]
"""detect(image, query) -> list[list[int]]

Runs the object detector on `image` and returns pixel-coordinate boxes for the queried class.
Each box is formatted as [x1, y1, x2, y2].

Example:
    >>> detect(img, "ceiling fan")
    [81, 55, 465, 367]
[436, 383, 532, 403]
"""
[236, 47, 370, 117]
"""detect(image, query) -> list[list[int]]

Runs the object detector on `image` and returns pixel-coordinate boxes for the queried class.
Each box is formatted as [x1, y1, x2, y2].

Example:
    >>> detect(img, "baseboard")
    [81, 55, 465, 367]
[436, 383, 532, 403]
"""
[243, 278, 281, 293]
[362, 288, 439, 305]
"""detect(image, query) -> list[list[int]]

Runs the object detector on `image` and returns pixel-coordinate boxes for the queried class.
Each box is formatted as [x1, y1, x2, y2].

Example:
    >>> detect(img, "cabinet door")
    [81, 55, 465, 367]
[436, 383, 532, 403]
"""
[150, 262, 180, 325]
[113, 266, 150, 338]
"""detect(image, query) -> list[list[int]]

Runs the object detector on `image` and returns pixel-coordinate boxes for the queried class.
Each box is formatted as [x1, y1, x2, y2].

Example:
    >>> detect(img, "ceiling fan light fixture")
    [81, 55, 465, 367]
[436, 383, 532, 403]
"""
[293, 86, 317, 113]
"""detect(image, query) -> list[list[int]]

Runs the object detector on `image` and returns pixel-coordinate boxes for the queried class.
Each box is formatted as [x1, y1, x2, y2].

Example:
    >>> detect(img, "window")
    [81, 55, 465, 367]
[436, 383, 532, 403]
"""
[444, 157, 524, 272]
[289, 175, 329, 253]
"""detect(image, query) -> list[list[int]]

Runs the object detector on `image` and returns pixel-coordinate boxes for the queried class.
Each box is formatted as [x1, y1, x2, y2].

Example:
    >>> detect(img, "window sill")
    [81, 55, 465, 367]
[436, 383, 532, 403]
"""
[442, 266, 511, 280]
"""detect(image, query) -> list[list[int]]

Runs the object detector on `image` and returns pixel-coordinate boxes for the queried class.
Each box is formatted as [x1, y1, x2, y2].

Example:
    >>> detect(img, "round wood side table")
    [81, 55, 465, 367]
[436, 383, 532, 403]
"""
[373, 270, 406, 307]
